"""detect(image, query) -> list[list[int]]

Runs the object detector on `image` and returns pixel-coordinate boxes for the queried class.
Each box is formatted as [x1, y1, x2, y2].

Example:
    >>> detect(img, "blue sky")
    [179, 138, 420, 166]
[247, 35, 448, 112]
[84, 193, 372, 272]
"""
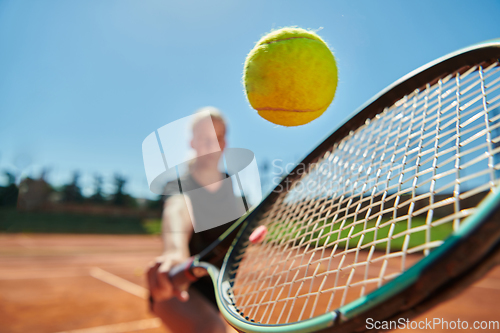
[1, 0, 499, 199]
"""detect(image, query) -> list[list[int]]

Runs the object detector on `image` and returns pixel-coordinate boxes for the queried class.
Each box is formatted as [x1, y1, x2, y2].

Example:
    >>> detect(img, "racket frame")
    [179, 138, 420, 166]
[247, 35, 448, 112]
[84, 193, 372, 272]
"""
[181, 39, 500, 333]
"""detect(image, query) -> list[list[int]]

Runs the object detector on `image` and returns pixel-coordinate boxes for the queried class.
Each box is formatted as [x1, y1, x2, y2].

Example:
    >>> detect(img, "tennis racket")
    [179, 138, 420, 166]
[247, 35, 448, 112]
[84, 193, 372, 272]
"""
[168, 39, 500, 333]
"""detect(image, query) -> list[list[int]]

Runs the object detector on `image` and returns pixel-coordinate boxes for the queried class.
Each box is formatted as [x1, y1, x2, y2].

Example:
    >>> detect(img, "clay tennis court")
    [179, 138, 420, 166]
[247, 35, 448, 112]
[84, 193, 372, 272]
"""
[1, 233, 498, 333]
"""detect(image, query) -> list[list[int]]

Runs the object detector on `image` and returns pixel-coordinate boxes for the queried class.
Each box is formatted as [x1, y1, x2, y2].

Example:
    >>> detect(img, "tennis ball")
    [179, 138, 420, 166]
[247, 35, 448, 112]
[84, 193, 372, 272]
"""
[243, 27, 338, 127]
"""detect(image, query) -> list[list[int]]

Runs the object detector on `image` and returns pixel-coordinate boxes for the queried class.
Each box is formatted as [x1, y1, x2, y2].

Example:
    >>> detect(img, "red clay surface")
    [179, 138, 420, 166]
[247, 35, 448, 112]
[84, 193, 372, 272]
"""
[0, 233, 499, 333]
[0, 234, 166, 333]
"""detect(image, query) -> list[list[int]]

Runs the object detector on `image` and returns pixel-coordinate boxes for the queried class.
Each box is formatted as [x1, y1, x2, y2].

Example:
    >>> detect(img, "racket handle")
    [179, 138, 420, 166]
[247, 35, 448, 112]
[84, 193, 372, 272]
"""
[168, 256, 208, 288]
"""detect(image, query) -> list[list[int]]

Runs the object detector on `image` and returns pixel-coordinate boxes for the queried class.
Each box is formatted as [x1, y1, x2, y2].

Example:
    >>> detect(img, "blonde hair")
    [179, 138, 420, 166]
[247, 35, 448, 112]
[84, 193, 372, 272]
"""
[191, 106, 227, 135]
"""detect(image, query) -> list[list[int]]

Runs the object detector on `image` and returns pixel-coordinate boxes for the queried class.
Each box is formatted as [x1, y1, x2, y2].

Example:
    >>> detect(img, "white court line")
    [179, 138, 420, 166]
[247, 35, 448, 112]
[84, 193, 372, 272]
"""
[89, 267, 149, 300]
[66, 268, 160, 333]
[473, 278, 500, 291]
[0, 272, 91, 280]
[54, 318, 162, 333]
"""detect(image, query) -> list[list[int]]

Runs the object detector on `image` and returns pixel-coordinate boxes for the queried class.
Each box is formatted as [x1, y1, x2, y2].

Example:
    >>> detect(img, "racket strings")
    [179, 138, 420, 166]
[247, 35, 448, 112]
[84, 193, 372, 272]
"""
[229, 61, 500, 325]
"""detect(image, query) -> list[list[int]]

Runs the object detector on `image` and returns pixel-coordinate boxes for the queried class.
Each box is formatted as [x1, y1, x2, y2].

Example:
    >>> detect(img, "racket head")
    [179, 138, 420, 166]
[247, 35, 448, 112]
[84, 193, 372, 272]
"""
[214, 39, 500, 332]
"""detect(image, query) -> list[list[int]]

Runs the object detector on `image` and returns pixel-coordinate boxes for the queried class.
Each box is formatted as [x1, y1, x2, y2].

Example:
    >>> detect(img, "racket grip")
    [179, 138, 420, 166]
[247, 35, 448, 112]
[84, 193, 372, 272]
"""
[168, 256, 208, 288]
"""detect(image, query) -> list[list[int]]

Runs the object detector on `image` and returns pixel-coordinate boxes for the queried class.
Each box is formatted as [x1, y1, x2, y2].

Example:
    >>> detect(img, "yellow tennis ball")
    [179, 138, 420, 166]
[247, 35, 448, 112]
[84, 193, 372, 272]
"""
[243, 27, 338, 127]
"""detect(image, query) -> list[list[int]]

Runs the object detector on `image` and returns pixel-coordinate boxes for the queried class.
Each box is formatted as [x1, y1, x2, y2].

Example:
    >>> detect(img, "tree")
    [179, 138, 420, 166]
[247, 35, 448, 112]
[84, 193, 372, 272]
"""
[0, 171, 19, 207]
[62, 171, 84, 203]
[147, 195, 164, 210]
[112, 174, 127, 206]
[90, 174, 106, 204]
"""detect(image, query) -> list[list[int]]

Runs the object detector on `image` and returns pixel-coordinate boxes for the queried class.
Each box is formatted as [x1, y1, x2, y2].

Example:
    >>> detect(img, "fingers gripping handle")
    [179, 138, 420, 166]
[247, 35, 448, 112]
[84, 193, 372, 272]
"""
[149, 257, 211, 311]
[168, 256, 209, 288]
